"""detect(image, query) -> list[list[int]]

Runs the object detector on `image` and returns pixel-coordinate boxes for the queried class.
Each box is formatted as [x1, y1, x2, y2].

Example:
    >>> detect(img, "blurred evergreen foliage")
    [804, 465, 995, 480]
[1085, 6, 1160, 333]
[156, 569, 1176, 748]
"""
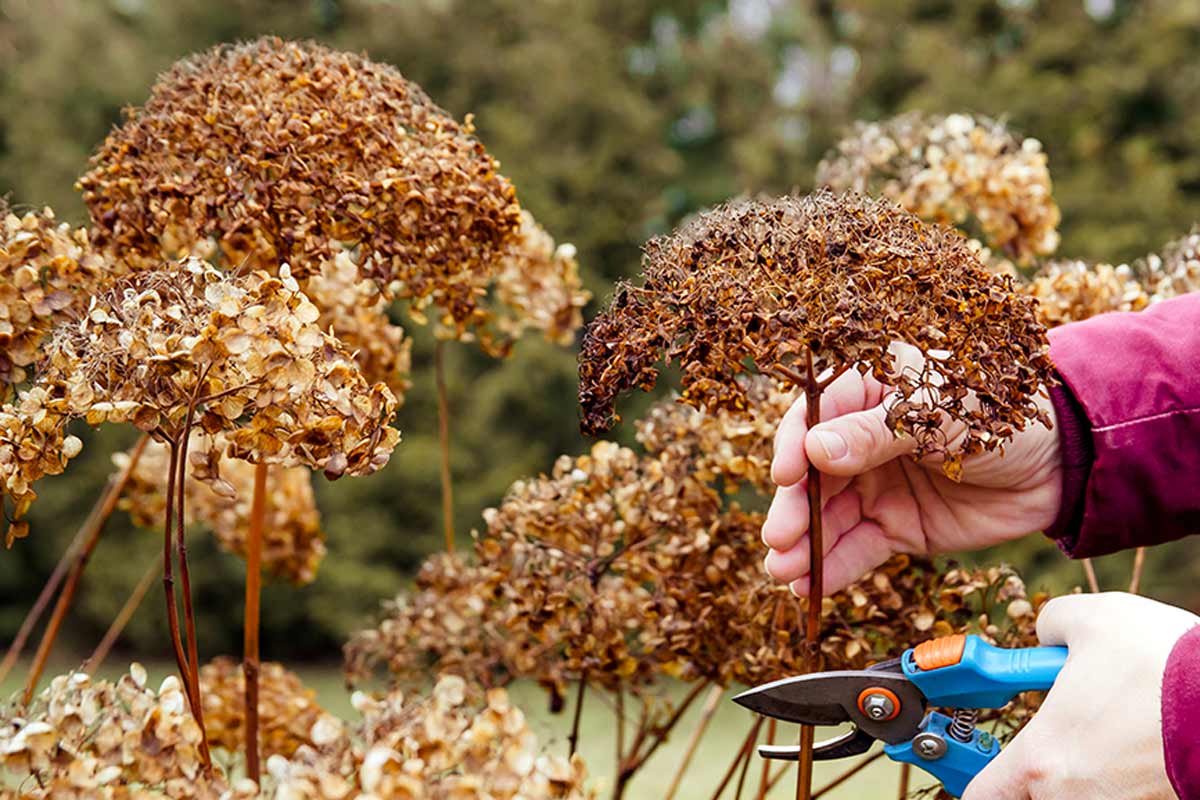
[0, 0, 1198, 660]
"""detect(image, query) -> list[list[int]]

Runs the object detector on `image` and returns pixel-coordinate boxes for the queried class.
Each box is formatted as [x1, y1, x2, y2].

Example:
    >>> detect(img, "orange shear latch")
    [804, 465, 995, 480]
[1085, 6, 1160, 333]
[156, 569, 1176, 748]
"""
[913, 634, 968, 670]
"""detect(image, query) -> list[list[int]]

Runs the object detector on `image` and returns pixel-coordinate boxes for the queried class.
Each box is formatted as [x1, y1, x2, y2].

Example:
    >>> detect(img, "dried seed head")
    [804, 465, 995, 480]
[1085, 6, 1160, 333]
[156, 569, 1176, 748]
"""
[117, 435, 326, 584]
[1136, 227, 1200, 303]
[817, 112, 1061, 264]
[77, 36, 522, 339]
[0, 258, 400, 537]
[0, 202, 109, 396]
[578, 191, 1055, 478]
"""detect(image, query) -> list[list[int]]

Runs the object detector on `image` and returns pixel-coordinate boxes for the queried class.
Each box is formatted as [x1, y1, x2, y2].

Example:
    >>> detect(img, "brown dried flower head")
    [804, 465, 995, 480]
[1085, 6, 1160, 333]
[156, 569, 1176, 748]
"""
[0, 202, 107, 394]
[1136, 227, 1200, 303]
[1027, 259, 1148, 326]
[116, 435, 326, 584]
[487, 210, 591, 348]
[0, 258, 399, 538]
[199, 657, 339, 761]
[817, 113, 1061, 264]
[77, 36, 522, 337]
[578, 191, 1055, 480]
[265, 675, 592, 799]
[0, 665, 226, 799]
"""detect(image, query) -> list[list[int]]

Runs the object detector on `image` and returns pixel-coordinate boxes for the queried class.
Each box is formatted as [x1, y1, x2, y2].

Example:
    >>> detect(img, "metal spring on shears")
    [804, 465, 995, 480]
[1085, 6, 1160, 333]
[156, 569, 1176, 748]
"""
[948, 708, 978, 742]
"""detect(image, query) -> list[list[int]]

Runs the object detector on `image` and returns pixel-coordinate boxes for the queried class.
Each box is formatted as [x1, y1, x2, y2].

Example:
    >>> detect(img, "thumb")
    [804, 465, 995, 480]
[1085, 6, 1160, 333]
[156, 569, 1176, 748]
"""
[961, 725, 1038, 800]
[804, 403, 916, 477]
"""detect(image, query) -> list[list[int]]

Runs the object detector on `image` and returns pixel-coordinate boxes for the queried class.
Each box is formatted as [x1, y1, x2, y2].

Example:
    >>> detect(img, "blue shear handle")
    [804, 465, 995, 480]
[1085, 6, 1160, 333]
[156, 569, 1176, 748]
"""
[884, 712, 999, 798]
[902, 635, 1067, 709]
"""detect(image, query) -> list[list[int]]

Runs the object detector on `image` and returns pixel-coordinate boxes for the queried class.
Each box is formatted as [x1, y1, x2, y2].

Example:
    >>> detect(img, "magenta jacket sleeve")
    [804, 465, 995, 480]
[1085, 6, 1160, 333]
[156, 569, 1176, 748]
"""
[1044, 292, 1200, 557]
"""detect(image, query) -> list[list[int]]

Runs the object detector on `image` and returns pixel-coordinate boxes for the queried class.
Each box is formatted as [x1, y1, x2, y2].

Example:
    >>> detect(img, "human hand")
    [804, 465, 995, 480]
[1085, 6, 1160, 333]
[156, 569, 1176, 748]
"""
[763, 344, 1062, 595]
[962, 592, 1198, 800]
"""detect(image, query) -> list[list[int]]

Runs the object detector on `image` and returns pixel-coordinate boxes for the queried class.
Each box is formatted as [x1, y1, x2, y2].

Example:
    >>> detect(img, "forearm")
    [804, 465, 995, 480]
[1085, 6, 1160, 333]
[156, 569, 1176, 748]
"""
[1045, 293, 1200, 557]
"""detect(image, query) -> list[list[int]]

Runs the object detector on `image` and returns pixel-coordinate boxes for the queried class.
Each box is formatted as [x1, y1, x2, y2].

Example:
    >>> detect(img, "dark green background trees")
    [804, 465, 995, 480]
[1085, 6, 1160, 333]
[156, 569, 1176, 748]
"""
[2, 0, 1198, 660]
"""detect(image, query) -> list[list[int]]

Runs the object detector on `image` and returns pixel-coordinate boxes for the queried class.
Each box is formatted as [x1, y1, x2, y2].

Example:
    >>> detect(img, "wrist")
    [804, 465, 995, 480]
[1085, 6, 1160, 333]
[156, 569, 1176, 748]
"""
[1044, 373, 1093, 554]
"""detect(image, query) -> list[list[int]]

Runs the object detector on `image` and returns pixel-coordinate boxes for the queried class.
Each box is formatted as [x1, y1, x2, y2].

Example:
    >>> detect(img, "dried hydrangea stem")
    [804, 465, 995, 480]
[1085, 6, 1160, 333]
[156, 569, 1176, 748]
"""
[757, 718, 777, 800]
[21, 434, 149, 702]
[798, 350, 825, 800]
[84, 556, 159, 673]
[1082, 558, 1101, 593]
[898, 762, 912, 799]
[567, 676, 587, 758]
[161, 440, 194, 708]
[707, 718, 764, 800]
[435, 340, 456, 552]
[811, 751, 886, 799]
[664, 684, 724, 800]
[1129, 547, 1147, 594]
[244, 461, 268, 783]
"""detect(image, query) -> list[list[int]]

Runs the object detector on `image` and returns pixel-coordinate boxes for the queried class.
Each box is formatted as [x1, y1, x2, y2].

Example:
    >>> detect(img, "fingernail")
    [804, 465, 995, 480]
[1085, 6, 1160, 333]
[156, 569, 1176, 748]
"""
[813, 430, 848, 462]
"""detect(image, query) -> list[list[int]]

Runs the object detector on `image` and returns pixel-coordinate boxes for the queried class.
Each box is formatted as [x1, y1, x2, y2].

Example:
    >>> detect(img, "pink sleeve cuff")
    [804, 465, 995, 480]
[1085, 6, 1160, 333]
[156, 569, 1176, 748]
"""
[1163, 624, 1200, 799]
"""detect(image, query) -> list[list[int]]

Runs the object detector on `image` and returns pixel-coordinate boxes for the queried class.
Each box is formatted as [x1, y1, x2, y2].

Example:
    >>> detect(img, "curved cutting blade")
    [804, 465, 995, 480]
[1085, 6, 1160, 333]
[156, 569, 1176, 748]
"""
[757, 727, 877, 761]
[732, 670, 926, 745]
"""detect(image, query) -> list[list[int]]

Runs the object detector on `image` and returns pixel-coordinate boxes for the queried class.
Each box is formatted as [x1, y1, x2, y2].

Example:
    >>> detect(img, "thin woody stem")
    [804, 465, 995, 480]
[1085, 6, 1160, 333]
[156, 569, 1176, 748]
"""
[162, 440, 194, 710]
[733, 720, 757, 800]
[435, 339, 455, 552]
[21, 434, 150, 702]
[1, 489, 103, 685]
[756, 718, 776, 800]
[85, 556, 160, 674]
[243, 461, 268, 783]
[664, 684, 724, 800]
[798, 347, 826, 800]
[568, 675, 587, 758]
[1128, 547, 1147, 594]
[614, 681, 710, 799]
[810, 751, 884, 799]
[630, 679, 712, 769]
[897, 762, 911, 799]
[615, 686, 625, 772]
[707, 718, 764, 800]
[1082, 558, 1100, 593]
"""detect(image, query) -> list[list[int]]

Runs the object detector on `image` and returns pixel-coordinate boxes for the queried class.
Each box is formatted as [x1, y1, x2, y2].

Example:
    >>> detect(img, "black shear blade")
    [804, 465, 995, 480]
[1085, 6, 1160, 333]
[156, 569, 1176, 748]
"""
[757, 728, 876, 761]
[732, 674, 852, 726]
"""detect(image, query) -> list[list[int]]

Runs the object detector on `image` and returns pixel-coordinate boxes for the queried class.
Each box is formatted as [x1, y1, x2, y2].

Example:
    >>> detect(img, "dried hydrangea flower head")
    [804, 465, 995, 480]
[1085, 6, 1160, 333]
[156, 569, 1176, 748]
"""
[265, 675, 591, 799]
[578, 191, 1055, 480]
[199, 657, 340, 761]
[303, 251, 412, 399]
[817, 113, 1061, 265]
[0, 202, 107, 395]
[635, 374, 795, 495]
[1027, 259, 1148, 326]
[78, 37, 520, 315]
[116, 435, 327, 584]
[1137, 226, 1200, 303]
[488, 210, 591, 348]
[0, 665, 227, 799]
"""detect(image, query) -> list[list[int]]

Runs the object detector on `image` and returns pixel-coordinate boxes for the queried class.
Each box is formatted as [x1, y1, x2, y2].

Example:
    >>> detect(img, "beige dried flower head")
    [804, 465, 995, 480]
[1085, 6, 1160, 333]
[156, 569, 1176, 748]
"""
[303, 251, 412, 399]
[199, 657, 340, 761]
[77, 36, 523, 340]
[0, 202, 108, 395]
[1027, 259, 1149, 326]
[116, 435, 326, 584]
[1136, 227, 1200, 303]
[264, 675, 592, 799]
[0, 258, 399, 536]
[0, 665, 227, 798]
[489, 210, 591, 347]
[817, 112, 1061, 264]
[578, 191, 1056, 481]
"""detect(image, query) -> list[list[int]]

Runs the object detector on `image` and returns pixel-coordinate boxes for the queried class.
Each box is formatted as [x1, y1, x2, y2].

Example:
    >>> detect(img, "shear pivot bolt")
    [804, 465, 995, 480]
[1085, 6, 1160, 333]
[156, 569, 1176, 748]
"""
[862, 693, 895, 721]
[913, 732, 948, 761]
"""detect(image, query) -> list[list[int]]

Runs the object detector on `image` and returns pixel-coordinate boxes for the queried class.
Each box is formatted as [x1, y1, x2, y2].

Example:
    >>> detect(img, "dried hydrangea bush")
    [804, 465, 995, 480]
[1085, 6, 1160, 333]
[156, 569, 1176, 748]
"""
[817, 112, 1061, 265]
[0, 202, 107, 395]
[116, 436, 327, 585]
[77, 37, 522, 337]
[1136, 226, 1200, 303]
[0, 665, 226, 799]
[578, 191, 1055, 479]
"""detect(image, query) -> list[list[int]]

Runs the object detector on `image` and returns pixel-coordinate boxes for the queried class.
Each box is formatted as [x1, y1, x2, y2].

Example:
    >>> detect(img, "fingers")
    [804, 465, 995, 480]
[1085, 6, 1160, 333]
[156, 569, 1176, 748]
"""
[761, 475, 852, 551]
[805, 402, 917, 477]
[1034, 593, 1094, 647]
[787, 520, 894, 596]
[961, 723, 1037, 800]
[763, 491, 862, 581]
[772, 371, 870, 487]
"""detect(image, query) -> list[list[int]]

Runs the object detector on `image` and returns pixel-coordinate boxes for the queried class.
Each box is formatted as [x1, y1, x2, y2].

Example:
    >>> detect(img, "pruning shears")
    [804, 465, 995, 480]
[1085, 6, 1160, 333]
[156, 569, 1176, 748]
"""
[732, 634, 1067, 798]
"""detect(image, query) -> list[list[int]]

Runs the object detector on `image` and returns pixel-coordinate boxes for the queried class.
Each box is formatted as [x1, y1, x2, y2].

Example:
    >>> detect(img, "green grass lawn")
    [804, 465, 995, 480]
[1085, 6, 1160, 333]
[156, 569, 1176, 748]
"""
[3, 658, 925, 799]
